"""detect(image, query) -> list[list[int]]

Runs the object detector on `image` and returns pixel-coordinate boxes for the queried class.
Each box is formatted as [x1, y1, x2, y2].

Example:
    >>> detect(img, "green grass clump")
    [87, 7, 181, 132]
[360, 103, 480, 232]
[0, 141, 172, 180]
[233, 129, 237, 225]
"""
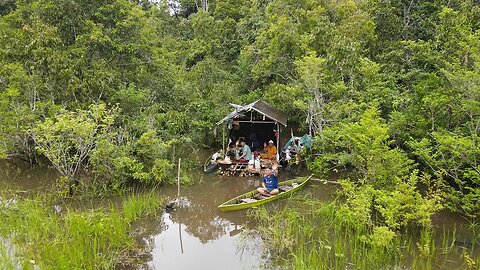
[249, 200, 395, 269]
[122, 191, 163, 223]
[249, 199, 479, 270]
[0, 191, 164, 270]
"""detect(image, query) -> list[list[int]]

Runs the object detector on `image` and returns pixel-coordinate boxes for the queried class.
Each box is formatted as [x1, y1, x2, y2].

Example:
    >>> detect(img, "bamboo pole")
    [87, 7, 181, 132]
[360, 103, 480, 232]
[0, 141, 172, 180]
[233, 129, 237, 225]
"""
[310, 178, 341, 185]
[232, 120, 277, 124]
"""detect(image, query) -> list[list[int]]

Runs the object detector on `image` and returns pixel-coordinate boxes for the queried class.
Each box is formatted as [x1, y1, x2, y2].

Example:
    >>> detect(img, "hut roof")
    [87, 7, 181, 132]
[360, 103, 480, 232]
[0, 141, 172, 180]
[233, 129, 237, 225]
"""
[217, 100, 287, 126]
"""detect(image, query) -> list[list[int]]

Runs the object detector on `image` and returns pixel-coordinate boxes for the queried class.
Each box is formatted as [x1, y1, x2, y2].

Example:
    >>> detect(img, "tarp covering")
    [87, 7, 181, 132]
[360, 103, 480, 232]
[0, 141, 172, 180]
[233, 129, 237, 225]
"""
[279, 134, 313, 161]
[217, 100, 288, 126]
[281, 135, 313, 151]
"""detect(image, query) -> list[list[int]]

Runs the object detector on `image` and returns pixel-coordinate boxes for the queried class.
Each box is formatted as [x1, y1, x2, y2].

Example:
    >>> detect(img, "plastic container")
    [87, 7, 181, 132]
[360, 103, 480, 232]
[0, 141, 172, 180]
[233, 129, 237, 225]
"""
[254, 158, 261, 173]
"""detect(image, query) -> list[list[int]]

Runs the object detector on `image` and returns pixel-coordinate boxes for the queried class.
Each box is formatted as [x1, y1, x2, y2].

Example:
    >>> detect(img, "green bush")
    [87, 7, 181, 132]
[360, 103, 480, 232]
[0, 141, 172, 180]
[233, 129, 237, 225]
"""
[311, 108, 444, 230]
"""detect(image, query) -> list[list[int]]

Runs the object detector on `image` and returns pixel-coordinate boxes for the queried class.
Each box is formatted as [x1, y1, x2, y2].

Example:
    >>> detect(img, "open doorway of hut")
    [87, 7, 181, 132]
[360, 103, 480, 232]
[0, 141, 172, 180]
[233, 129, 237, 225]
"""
[229, 122, 277, 152]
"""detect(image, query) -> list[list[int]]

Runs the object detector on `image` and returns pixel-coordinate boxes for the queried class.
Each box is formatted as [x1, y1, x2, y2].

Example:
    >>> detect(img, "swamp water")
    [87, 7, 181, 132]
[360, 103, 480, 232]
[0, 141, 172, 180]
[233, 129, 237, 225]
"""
[0, 159, 330, 269]
[0, 159, 477, 269]
[128, 168, 337, 270]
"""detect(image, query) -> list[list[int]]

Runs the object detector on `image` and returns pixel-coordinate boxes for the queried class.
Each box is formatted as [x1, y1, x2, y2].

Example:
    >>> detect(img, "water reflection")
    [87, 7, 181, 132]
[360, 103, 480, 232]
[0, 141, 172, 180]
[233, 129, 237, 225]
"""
[165, 180, 258, 243]
[146, 211, 264, 270]
[144, 173, 267, 270]
[0, 159, 58, 192]
[142, 169, 330, 270]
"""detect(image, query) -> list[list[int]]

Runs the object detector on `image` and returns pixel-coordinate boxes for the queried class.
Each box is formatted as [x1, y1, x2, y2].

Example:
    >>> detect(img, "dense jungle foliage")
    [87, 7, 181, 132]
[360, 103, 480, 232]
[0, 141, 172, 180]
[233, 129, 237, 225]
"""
[0, 0, 479, 232]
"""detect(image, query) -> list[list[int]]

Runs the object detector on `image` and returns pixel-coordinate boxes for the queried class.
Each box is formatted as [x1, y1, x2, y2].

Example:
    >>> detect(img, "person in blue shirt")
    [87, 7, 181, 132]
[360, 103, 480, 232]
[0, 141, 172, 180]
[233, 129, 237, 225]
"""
[237, 138, 252, 161]
[257, 167, 279, 196]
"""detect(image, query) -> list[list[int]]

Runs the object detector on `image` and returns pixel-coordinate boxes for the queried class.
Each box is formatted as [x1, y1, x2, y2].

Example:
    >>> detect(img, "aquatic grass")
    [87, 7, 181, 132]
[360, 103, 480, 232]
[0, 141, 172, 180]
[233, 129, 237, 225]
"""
[0, 190, 164, 269]
[123, 189, 163, 222]
[249, 199, 478, 270]
[440, 225, 456, 255]
[409, 226, 472, 270]
[51, 209, 130, 269]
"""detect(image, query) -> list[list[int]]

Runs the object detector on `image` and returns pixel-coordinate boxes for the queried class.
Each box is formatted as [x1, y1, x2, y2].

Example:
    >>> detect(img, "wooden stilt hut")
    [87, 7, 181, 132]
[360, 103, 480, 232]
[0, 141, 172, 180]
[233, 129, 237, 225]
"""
[215, 100, 288, 176]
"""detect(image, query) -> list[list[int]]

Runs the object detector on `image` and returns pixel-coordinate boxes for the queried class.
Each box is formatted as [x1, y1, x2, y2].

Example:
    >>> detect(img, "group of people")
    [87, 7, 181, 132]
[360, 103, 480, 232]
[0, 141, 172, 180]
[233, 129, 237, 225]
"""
[227, 138, 277, 162]
[224, 138, 279, 196]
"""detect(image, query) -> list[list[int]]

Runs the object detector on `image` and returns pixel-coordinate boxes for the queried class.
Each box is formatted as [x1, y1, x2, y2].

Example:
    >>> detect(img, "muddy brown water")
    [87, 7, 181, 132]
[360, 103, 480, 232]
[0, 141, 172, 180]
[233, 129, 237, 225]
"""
[136, 168, 336, 270]
[0, 158, 335, 270]
[0, 158, 477, 270]
[0, 159, 59, 192]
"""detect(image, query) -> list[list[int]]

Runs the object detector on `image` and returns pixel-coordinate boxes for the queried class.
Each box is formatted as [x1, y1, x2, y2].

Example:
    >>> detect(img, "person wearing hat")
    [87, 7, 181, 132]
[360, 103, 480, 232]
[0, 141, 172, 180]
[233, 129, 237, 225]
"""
[260, 140, 277, 160]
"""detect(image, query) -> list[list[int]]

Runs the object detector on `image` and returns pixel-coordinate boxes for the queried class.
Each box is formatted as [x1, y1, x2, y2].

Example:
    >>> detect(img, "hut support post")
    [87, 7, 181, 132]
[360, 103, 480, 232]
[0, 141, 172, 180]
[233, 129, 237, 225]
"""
[276, 123, 280, 161]
[222, 124, 225, 156]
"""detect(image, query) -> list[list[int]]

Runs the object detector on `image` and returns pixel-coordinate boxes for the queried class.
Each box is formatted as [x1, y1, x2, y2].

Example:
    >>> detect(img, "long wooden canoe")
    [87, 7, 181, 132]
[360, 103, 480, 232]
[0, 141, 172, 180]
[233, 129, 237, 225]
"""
[218, 175, 312, 212]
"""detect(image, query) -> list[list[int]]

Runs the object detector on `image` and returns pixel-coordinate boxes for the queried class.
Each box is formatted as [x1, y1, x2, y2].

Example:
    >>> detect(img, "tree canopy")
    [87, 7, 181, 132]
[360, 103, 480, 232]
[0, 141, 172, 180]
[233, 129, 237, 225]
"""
[0, 0, 478, 221]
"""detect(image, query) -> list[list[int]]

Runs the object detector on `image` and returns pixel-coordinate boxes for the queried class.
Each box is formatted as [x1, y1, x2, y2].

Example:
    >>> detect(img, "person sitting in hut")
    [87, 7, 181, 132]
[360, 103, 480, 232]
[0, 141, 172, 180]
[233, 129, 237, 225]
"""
[260, 140, 277, 160]
[237, 138, 252, 162]
[225, 143, 238, 160]
[257, 166, 279, 196]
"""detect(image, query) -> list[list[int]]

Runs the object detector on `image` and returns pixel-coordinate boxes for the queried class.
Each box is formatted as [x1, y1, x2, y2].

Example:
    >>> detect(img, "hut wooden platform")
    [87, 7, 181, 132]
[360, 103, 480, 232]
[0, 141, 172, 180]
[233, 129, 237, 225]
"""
[217, 159, 279, 177]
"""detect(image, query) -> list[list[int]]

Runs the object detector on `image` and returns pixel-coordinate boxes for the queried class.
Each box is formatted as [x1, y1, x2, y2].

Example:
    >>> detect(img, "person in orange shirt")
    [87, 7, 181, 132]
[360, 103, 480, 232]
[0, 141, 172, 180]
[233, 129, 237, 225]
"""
[260, 140, 277, 160]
